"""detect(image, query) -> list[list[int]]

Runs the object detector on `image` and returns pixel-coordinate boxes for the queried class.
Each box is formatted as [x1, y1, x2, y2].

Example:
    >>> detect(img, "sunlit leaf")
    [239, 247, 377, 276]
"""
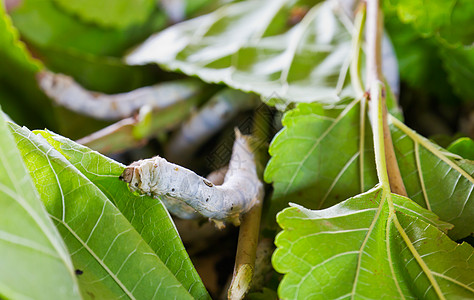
[264, 98, 378, 226]
[127, 0, 355, 106]
[10, 123, 194, 299]
[390, 116, 474, 240]
[0, 108, 80, 299]
[273, 187, 474, 299]
[38, 130, 211, 300]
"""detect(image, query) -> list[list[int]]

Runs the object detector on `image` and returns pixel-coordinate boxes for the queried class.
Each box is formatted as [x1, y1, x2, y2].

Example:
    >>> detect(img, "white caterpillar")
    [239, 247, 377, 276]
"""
[38, 70, 206, 120]
[120, 130, 263, 225]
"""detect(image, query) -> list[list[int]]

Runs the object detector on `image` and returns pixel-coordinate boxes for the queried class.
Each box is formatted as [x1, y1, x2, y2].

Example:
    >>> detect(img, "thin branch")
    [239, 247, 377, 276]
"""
[365, 0, 407, 196]
[77, 96, 204, 154]
[76, 117, 145, 154]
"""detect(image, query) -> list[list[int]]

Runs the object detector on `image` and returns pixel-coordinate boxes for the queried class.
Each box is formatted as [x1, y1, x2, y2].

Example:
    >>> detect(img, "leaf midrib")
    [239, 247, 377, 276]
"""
[283, 98, 360, 196]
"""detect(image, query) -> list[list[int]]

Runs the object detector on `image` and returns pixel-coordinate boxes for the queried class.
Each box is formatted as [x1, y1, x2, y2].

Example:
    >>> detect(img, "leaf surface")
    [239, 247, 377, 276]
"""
[53, 0, 155, 29]
[384, 15, 455, 100]
[439, 46, 474, 100]
[127, 0, 355, 105]
[0, 2, 55, 128]
[389, 0, 474, 46]
[10, 0, 165, 57]
[264, 98, 378, 225]
[448, 138, 474, 161]
[0, 111, 80, 299]
[38, 130, 211, 300]
[273, 187, 474, 299]
[10, 124, 194, 300]
[265, 101, 474, 239]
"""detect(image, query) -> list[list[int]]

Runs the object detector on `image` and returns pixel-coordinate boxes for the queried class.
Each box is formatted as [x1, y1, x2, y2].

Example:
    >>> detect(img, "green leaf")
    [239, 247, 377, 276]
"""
[0, 110, 80, 299]
[390, 116, 474, 240]
[37, 130, 211, 300]
[0, 3, 55, 129]
[127, 0, 355, 105]
[10, 0, 166, 57]
[265, 101, 474, 239]
[389, 0, 474, 46]
[439, 46, 474, 100]
[10, 123, 194, 299]
[448, 137, 474, 161]
[0, 2, 41, 74]
[53, 0, 155, 29]
[264, 98, 378, 226]
[273, 187, 474, 299]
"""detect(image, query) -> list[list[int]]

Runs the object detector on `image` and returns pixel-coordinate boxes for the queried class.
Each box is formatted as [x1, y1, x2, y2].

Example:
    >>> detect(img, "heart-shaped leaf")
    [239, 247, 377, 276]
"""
[273, 187, 474, 299]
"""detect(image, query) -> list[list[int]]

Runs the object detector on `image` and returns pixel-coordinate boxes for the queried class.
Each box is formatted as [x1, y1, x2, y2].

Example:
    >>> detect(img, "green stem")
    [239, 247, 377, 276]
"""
[365, 0, 407, 196]
[370, 82, 390, 189]
[350, 3, 366, 98]
[350, 4, 368, 193]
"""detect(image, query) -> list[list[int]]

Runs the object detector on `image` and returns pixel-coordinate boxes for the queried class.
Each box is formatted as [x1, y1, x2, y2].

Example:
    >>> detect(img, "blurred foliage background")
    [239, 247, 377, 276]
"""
[1, 0, 472, 149]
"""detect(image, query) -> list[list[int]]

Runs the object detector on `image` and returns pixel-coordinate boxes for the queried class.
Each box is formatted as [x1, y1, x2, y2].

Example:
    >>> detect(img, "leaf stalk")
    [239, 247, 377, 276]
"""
[365, 0, 406, 196]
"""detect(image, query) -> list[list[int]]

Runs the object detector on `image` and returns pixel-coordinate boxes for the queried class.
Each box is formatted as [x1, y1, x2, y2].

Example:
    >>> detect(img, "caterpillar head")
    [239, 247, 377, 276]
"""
[119, 161, 143, 193]
[120, 158, 159, 195]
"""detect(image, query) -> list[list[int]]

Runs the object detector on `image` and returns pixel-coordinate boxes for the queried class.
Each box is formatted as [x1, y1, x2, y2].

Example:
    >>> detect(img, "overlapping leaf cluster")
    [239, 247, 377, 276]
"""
[1, 0, 473, 298]
[2, 113, 210, 299]
[134, 0, 474, 297]
[384, 0, 474, 100]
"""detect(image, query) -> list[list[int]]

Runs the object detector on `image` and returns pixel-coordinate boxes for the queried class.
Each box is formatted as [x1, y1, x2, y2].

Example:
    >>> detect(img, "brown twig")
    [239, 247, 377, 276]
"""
[365, 0, 407, 196]
[228, 200, 263, 300]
